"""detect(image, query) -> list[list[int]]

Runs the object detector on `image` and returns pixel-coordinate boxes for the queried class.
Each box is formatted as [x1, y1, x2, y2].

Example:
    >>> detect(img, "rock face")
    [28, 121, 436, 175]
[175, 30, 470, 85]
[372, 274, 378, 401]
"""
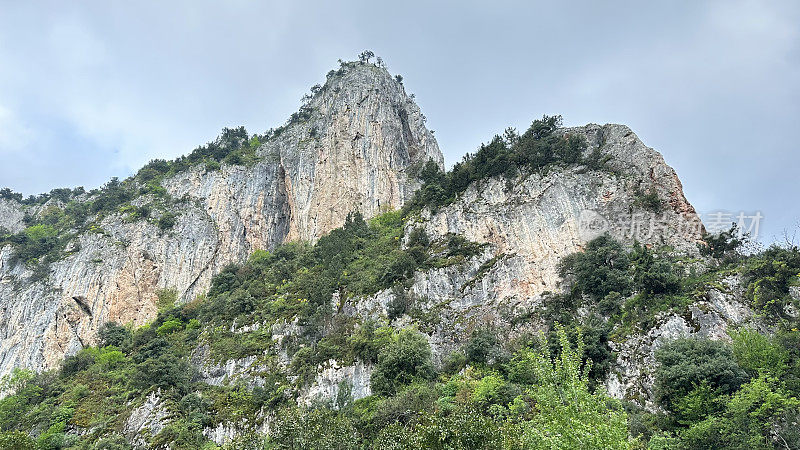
[607, 276, 755, 407]
[0, 60, 740, 418]
[0, 62, 441, 377]
[0, 199, 25, 233]
[123, 391, 169, 448]
[413, 123, 704, 308]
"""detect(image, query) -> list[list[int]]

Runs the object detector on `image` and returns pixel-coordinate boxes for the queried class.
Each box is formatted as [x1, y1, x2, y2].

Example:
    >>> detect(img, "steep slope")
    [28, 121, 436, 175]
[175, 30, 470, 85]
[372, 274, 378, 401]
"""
[414, 123, 704, 303]
[3, 63, 795, 450]
[0, 61, 442, 377]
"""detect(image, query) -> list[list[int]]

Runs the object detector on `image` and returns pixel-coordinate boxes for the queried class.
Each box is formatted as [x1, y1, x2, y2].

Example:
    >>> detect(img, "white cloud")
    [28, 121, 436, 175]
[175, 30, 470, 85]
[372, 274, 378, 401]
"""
[0, 105, 34, 155]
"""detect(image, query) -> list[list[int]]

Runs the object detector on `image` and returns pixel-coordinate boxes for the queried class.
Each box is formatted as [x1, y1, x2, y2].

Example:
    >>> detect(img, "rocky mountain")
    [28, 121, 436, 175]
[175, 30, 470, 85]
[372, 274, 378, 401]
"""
[0, 61, 441, 378]
[2, 58, 797, 449]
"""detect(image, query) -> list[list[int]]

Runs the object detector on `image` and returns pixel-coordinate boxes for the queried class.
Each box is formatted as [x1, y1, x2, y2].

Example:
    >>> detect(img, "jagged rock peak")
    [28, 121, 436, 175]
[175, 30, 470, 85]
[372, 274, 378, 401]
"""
[258, 59, 443, 241]
[0, 57, 443, 378]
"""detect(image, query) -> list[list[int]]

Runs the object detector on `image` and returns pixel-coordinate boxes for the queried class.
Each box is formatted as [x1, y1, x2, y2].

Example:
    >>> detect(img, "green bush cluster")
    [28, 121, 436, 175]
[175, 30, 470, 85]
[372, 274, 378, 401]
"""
[640, 336, 800, 448]
[742, 244, 800, 322]
[553, 235, 695, 335]
[403, 115, 606, 213]
[136, 127, 263, 179]
[263, 327, 627, 449]
[698, 224, 744, 263]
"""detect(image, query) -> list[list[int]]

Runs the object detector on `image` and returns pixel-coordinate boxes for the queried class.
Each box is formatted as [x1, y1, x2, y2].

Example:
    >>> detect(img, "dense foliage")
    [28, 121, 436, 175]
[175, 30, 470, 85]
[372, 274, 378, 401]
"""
[403, 115, 607, 213]
[0, 208, 630, 449]
[1, 100, 799, 448]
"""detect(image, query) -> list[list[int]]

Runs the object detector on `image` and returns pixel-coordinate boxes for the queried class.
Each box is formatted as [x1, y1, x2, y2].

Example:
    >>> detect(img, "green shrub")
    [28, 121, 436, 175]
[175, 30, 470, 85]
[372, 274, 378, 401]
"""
[698, 224, 743, 262]
[558, 234, 632, 301]
[370, 383, 439, 429]
[464, 328, 499, 365]
[157, 212, 177, 230]
[0, 431, 36, 449]
[634, 188, 662, 212]
[155, 288, 178, 311]
[157, 318, 184, 336]
[442, 351, 467, 375]
[730, 328, 789, 378]
[93, 434, 132, 449]
[371, 329, 435, 396]
[132, 354, 192, 394]
[60, 350, 96, 378]
[98, 322, 132, 349]
[411, 407, 508, 449]
[742, 245, 800, 320]
[269, 407, 359, 450]
[630, 243, 681, 297]
[520, 326, 629, 449]
[654, 338, 749, 412]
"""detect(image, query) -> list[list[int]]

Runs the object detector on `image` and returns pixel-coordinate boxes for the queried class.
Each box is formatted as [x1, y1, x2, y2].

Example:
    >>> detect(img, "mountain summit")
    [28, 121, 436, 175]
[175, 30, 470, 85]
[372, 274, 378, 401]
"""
[1, 57, 793, 449]
[0, 60, 440, 376]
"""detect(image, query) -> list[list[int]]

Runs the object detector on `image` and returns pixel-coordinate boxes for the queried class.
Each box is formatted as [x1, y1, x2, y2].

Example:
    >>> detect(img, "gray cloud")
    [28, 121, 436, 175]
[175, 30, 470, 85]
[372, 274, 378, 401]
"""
[0, 0, 797, 243]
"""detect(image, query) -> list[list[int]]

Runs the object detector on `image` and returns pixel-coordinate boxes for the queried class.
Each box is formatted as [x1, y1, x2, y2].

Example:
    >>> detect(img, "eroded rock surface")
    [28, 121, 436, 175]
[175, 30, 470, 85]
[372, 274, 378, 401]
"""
[0, 63, 441, 377]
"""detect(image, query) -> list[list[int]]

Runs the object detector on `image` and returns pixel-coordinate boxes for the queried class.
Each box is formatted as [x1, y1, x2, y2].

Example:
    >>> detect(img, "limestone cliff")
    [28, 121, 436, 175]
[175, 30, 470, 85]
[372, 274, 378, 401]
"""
[188, 122, 721, 416]
[0, 62, 441, 377]
[1, 60, 746, 418]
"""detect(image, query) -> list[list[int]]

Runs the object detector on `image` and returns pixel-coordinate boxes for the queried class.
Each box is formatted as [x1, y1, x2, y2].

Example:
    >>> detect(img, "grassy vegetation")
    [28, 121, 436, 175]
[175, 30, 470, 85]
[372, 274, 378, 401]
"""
[402, 115, 613, 214]
[542, 232, 800, 448]
[2, 211, 799, 449]
[2, 97, 799, 448]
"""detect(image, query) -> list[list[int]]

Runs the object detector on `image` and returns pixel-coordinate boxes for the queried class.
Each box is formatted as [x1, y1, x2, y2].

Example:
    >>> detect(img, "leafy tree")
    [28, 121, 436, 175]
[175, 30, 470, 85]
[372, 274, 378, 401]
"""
[520, 326, 629, 449]
[464, 328, 499, 365]
[132, 353, 193, 395]
[157, 212, 177, 230]
[699, 224, 744, 262]
[676, 377, 800, 449]
[98, 322, 132, 349]
[634, 188, 663, 212]
[559, 234, 632, 301]
[60, 350, 96, 378]
[358, 50, 375, 64]
[371, 329, 435, 396]
[413, 407, 508, 450]
[269, 407, 359, 450]
[0, 431, 36, 449]
[730, 327, 789, 378]
[742, 245, 800, 320]
[654, 338, 749, 413]
[630, 243, 681, 297]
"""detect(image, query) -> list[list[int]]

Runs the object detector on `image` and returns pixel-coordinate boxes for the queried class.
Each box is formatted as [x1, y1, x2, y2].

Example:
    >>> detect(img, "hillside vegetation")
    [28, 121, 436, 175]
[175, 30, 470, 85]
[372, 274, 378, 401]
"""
[1, 117, 799, 449]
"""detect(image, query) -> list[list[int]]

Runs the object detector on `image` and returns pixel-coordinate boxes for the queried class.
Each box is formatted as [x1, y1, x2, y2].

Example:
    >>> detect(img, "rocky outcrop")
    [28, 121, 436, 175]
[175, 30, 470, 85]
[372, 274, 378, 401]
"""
[0, 199, 25, 233]
[123, 391, 170, 448]
[607, 276, 755, 407]
[298, 361, 373, 407]
[0, 62, 442, 377]
[411, 123, 704, 313]
[241, 122, 710, 408]
[0, 61, 728, 418]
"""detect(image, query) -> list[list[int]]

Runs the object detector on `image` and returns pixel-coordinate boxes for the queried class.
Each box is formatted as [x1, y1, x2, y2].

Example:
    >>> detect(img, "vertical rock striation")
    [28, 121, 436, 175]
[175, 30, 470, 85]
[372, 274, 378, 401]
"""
[0, 62, 442, 377]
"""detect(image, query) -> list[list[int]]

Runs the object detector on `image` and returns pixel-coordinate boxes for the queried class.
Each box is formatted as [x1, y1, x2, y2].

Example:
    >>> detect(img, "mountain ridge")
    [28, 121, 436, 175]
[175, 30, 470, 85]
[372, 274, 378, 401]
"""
[1, 57, 796, 449]
[0, 59, 440, 377]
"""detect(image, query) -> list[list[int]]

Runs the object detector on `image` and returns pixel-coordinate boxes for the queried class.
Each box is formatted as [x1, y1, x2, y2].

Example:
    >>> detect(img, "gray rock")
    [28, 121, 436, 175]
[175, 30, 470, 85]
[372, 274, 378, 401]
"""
[0, 62, 441, 377]
[123, 390, 169, 448]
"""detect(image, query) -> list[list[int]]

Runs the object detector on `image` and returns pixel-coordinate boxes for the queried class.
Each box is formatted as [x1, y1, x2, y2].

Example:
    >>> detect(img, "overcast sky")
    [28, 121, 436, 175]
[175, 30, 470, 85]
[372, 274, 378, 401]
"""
[1, 1, 798, 244]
